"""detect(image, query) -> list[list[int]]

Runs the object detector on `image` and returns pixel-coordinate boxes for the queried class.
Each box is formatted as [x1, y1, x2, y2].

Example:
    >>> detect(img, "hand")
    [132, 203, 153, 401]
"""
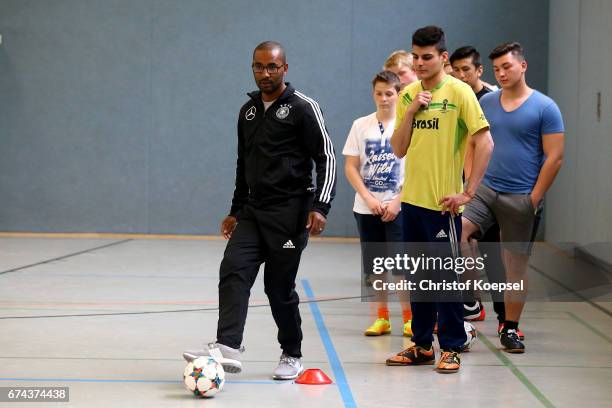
[220, 216, 237, 239]
[530, 193, 541, 210]
[365, 195, 385, 216]
[408, 91, 432, 114]
[306, 211, 327, 236]
[381, 199, 400, 222]
[439, 192, 471, 216]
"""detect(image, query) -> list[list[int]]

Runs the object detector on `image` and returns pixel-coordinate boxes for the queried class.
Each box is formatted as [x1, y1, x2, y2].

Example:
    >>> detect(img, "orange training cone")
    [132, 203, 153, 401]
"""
[295, 368, 333, 385]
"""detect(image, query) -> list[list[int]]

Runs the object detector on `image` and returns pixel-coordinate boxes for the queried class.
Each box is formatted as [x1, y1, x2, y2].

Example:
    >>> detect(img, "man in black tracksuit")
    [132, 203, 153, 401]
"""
[183, 41, 336, 381]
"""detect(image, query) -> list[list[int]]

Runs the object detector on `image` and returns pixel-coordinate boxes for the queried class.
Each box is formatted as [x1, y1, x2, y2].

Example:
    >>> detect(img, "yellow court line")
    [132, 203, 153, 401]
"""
[0, 231, 359, 243]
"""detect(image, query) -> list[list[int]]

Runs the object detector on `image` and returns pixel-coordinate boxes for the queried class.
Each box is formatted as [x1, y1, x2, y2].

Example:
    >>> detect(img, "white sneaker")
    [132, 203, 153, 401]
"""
[182, 343, 244, 373]
[272, 353, 304, 380]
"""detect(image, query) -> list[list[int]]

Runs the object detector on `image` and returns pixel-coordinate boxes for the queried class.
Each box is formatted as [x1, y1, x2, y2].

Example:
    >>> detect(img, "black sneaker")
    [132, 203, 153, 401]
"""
[463, 301, 482, 320]
[498, 323, 525, 340]
[500, 329, 525, 353]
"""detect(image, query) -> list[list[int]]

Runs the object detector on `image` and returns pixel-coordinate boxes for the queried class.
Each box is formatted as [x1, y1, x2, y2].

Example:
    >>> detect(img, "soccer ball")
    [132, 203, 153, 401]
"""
[463, 322, 477, 351]
[183, 357, 225, 398]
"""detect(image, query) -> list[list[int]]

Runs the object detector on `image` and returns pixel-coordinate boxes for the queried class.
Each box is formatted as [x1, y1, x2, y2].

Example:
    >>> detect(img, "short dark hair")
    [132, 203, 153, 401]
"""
[372, 70, 401, 92]
[412, 26, 446, 53]
[253, 41, 286, 63]
[450, 46, 482, 68]
[489, 42, 525, 61]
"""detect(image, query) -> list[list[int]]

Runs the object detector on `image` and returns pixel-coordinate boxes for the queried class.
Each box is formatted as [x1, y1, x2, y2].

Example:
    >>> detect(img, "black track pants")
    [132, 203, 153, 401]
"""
[216, 196, 311, 358]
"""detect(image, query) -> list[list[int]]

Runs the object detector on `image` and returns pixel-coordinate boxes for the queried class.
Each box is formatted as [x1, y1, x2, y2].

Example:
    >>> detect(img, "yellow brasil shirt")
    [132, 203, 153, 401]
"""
[395, 75, 489, 211]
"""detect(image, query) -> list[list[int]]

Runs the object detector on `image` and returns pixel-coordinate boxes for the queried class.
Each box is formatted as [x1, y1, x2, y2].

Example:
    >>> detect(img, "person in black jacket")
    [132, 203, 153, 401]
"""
[183, 41, 336, 381]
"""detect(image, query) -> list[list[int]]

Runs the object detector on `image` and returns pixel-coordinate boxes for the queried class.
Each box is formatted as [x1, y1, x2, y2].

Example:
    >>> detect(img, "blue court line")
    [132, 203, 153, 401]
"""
[0, 378, 279, 385]
[301, 279, 356, 408]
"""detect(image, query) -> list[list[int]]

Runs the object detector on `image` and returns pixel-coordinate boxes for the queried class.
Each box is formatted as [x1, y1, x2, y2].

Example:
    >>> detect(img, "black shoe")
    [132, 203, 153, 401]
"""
[498, 323, 525, 340]
[463, 301, 482, 320]
[500, 329, 525, 353]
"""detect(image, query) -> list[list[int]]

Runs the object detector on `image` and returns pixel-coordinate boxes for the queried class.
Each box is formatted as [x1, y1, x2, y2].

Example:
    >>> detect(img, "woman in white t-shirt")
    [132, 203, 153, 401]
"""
[343, 71, 412, 337]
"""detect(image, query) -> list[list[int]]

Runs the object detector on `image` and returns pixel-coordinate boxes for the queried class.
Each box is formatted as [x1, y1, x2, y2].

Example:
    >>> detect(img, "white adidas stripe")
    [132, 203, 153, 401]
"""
[294, 91, 335, 203]
[448, 214, 458, 259]
[294, 91, 336, 203]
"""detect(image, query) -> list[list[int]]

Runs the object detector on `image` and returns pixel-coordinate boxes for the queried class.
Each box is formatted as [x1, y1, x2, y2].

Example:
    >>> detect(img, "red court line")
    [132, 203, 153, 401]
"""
[0, 295, 355, 309]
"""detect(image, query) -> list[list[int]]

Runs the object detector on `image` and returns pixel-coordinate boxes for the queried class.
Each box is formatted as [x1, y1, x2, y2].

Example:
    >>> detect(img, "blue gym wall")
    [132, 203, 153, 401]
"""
[0, 0, 549, 236]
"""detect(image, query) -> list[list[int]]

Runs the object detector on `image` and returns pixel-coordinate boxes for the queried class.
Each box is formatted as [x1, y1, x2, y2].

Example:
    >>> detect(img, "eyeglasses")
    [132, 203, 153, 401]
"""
[252, 63, 284, 74]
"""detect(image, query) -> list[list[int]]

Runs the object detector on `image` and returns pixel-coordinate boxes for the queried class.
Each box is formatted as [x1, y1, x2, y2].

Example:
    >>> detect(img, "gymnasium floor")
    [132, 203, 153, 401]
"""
[1, 236, 610, 407]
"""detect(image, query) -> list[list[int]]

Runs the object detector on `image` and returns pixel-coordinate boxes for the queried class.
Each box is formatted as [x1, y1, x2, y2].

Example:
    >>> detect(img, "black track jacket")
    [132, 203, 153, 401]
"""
[229, 83, 336, 217]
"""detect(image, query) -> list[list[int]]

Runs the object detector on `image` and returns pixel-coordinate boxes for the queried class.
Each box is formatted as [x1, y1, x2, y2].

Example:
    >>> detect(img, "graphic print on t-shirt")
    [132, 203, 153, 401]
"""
[362, 137, 401, 193]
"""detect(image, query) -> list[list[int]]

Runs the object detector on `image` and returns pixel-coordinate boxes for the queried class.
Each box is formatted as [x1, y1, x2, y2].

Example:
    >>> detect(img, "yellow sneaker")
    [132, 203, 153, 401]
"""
[403, 320, 413, 337]
[364, 318, 391, 336]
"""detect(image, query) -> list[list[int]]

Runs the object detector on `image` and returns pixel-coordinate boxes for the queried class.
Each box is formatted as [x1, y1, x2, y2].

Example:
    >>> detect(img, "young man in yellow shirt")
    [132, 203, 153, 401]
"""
[385, 26, 493, 373]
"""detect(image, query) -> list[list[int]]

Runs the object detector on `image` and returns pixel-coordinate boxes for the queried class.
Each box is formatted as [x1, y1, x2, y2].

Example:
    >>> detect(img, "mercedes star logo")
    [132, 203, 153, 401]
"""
[245, 106, 256, 121]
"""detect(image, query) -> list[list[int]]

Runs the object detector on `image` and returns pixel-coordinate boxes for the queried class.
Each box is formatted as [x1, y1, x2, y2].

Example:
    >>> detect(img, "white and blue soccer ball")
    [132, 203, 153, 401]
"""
[463, 322, 478, 351]
[183, 356, 225, 398]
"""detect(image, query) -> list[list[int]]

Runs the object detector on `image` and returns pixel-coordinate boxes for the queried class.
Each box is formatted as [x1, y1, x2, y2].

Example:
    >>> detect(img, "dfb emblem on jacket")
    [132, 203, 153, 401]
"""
[276, 104, 291, 120]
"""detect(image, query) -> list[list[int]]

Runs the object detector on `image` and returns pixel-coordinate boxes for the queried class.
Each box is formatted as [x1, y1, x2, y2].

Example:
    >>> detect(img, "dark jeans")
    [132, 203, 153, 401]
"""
[354, 211, 403, 278]
[479, 224, 506, 323]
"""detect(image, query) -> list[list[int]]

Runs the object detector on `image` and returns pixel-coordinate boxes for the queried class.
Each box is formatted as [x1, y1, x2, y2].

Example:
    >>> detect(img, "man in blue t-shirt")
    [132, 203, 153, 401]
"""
[462, 42, 564, 353]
